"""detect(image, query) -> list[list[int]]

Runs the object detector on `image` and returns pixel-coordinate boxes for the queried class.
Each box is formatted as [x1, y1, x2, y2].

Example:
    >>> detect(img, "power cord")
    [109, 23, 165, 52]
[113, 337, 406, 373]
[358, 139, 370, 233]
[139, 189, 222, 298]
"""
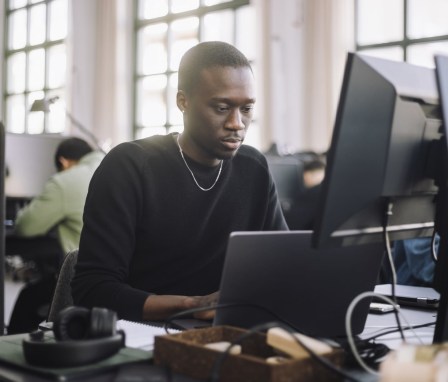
[163, 303, 381, 382]
[345, 291, 425, 375]
[207, 321, 361, 382]
[382, 200, 406, 341]
[163, 302, 302, 334]
[336, 337, 390, 369]
[363, 321, 436, 343]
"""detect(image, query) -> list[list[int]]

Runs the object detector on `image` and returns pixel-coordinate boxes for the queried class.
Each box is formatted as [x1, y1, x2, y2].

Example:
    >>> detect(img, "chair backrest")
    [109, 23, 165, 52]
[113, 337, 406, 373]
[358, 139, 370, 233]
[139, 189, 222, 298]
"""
[47, 248, 78, 322]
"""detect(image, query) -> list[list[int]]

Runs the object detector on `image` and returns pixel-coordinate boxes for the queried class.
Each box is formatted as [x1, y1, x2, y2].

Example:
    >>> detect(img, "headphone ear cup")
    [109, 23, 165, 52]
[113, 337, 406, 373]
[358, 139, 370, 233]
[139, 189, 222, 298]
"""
[23, 331, 125, 368]
[89, 307, 117, 338]
[23, 306, 124, 368]
[53, 306, 90, 341]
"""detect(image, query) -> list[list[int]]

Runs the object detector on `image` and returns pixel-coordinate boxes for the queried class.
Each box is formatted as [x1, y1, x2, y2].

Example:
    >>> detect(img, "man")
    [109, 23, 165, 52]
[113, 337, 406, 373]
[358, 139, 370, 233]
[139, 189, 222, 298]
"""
[15, 137, 105, 254]
[392, 236, 438, 286]
[8, 137, 104, 334]
[72, 41, 288, 322]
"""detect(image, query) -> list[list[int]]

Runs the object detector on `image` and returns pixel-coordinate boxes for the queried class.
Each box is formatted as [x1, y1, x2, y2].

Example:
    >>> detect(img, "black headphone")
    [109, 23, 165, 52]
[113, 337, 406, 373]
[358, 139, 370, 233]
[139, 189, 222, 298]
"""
[22, 306, 125, 368]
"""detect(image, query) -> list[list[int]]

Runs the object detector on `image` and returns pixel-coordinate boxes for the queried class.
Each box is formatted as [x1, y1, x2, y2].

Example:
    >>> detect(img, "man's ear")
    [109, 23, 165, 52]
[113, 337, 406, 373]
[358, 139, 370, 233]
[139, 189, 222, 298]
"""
[58, 157, 78, 171]
[177, 90, 188, 113]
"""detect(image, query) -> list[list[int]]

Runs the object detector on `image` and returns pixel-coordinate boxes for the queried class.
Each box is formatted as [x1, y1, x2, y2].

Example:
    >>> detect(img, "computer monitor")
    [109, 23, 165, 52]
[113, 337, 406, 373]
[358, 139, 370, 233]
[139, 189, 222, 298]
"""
[312, 52, 442, 249]
[0, 122, 6, 336]
[311, 52, 448, 343]
[266, 155, 304, 213]
[433, 54, 448, 343]
[5, 133, 66, 198]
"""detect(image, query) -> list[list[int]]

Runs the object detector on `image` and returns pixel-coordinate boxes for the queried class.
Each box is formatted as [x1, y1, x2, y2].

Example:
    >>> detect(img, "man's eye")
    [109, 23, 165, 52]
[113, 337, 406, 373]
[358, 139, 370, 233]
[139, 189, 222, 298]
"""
[242, 106, 254, 113]
[216, 106, 229, 112]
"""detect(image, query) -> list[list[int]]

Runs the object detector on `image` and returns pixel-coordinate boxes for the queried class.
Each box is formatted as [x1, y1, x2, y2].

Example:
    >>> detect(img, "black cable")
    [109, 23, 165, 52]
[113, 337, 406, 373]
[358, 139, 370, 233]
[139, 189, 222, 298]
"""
[363, 321, 436, 342]
[164, 305, 362, 380]
[208, 322, 274, 382]
[163, 302, 304, 334]
[356, 342, 390, 368]
[162, 302, 395, 380]
[208, 321, 361, 382]
[352, 321, 437, 368]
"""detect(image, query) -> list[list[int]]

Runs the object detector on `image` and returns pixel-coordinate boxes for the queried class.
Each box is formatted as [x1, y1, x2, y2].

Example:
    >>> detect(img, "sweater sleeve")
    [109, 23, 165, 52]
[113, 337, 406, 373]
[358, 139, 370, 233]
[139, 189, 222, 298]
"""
[14, 178, 65, 237]
[71, 143, 150, 321]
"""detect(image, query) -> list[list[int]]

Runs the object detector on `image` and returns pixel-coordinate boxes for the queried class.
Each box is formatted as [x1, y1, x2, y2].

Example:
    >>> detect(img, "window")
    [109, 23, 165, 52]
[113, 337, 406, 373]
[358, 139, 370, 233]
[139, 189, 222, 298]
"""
[134, 0, 257, 144]
[3, 0, 68, 134]
[355, 0, 448, 68]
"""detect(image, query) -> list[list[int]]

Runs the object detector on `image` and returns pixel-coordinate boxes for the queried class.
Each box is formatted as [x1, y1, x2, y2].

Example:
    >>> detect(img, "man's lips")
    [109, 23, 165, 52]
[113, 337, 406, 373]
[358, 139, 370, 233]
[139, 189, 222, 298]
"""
[221, 137, 242, 150]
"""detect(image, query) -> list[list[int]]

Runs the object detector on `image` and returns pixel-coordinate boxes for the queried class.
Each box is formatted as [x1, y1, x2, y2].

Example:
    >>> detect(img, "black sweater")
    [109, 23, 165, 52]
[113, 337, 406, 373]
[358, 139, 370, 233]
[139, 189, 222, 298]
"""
[72, 134, 288, 321]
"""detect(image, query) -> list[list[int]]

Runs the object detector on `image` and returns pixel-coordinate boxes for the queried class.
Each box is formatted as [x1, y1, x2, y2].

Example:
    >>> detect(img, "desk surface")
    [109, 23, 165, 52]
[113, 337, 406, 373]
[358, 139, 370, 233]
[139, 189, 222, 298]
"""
[0, 307, 437, 382]
[362, 305, 436, 349]
[0, 360, 197, 382]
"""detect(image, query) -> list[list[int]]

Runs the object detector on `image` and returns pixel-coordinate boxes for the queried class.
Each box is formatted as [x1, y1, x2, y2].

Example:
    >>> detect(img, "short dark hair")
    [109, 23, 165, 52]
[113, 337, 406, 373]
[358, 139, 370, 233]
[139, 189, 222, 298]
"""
[178, 41, 252, 95]
[54, 137, 93, 171]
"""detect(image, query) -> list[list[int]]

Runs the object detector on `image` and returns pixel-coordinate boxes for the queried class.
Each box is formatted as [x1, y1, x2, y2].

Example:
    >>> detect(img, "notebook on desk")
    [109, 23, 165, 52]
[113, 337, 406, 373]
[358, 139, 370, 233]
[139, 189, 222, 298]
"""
[213, 231, 384, 338]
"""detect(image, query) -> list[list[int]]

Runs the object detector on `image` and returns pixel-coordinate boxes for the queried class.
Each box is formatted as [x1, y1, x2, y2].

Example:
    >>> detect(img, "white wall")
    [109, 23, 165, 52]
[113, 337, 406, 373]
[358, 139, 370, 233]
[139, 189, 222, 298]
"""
[69, 0, 133, 149]
[256, 0, 354, 154]
[68, 0, 98, 143]
[255, 0, 306, 153]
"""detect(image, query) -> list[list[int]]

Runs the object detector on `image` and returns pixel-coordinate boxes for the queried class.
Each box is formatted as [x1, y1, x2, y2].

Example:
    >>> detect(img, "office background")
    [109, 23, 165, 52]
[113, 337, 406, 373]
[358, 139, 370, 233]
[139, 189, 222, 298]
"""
[0, 0, 448, 155]
[0, 0, 353, 156]
[0, 0, 447, 343]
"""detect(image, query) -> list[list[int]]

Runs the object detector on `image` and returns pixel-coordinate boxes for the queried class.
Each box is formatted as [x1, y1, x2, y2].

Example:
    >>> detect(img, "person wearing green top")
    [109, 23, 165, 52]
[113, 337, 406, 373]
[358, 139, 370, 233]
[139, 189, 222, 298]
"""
[8, 137, 105, 335]
[15, 137, 105, 254]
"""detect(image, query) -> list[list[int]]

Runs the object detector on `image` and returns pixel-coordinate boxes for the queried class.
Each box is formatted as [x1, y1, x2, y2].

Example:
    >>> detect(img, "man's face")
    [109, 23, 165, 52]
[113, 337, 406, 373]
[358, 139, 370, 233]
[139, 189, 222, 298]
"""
[179, 66, 256, 166]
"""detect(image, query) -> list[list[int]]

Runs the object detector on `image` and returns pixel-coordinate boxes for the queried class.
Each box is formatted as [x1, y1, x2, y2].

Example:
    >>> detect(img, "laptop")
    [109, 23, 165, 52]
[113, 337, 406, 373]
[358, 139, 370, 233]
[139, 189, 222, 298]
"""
[213, 231, 384, 338]
[374, 284, 440, 309]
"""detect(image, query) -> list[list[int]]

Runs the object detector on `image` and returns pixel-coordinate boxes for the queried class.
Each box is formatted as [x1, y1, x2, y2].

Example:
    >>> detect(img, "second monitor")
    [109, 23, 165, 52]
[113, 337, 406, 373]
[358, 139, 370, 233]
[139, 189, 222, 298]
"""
[312, 52, 442, 249]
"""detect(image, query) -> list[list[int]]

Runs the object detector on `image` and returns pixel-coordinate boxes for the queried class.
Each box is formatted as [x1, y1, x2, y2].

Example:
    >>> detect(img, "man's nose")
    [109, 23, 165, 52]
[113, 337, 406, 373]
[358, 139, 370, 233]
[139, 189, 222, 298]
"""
[225, 109, 245, 130]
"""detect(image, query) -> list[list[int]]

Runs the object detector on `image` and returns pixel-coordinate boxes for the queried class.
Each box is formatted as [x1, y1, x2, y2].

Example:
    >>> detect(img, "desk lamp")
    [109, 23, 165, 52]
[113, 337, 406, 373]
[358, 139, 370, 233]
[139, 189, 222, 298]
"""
[30, 97, 106, 154]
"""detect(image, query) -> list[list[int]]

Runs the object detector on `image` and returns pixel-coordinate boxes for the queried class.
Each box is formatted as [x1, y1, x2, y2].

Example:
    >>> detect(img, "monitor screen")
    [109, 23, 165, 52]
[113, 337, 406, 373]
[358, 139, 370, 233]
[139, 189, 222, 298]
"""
[5, 133, 66, 198]
[312, 53, 442, 249]
[0, 122, 5, 335]
[266, 155, 304, 213]
[433, 54, 448, 343]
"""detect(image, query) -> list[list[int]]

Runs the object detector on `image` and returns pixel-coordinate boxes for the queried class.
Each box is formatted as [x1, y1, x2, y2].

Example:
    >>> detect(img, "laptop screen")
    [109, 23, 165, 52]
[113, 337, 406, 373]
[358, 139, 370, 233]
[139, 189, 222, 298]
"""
[214, 231, 384, 338]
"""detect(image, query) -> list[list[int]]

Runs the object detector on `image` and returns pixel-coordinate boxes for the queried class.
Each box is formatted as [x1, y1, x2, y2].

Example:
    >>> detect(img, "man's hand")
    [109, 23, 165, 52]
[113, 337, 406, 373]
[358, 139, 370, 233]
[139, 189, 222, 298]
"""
[142, 291, 219, 321]
[186, 291, 220, 320]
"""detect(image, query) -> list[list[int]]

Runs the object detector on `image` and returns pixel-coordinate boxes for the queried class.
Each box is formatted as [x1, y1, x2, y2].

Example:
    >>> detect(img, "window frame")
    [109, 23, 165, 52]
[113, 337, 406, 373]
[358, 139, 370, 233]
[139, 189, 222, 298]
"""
[355, 0, 448, 62]
[3, 0, 67, 134]
[133, 0, 251, 140]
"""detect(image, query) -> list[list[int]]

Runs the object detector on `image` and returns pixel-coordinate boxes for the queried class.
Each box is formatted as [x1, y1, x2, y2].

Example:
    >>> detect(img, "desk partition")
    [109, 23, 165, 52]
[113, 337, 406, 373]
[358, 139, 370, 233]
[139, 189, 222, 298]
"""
[5, 133, 65, 199]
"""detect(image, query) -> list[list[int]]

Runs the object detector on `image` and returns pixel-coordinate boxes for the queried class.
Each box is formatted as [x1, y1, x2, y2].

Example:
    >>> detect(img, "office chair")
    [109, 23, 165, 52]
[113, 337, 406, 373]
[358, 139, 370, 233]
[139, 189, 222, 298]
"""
[7, 246, 71, 334]
[47, 249, 78, 323]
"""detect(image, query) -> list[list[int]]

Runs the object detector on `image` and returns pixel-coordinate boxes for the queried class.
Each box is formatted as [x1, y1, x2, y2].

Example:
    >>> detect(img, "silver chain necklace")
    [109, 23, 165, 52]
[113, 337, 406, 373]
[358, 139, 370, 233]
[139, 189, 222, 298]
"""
[176, 134, 223, 192]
